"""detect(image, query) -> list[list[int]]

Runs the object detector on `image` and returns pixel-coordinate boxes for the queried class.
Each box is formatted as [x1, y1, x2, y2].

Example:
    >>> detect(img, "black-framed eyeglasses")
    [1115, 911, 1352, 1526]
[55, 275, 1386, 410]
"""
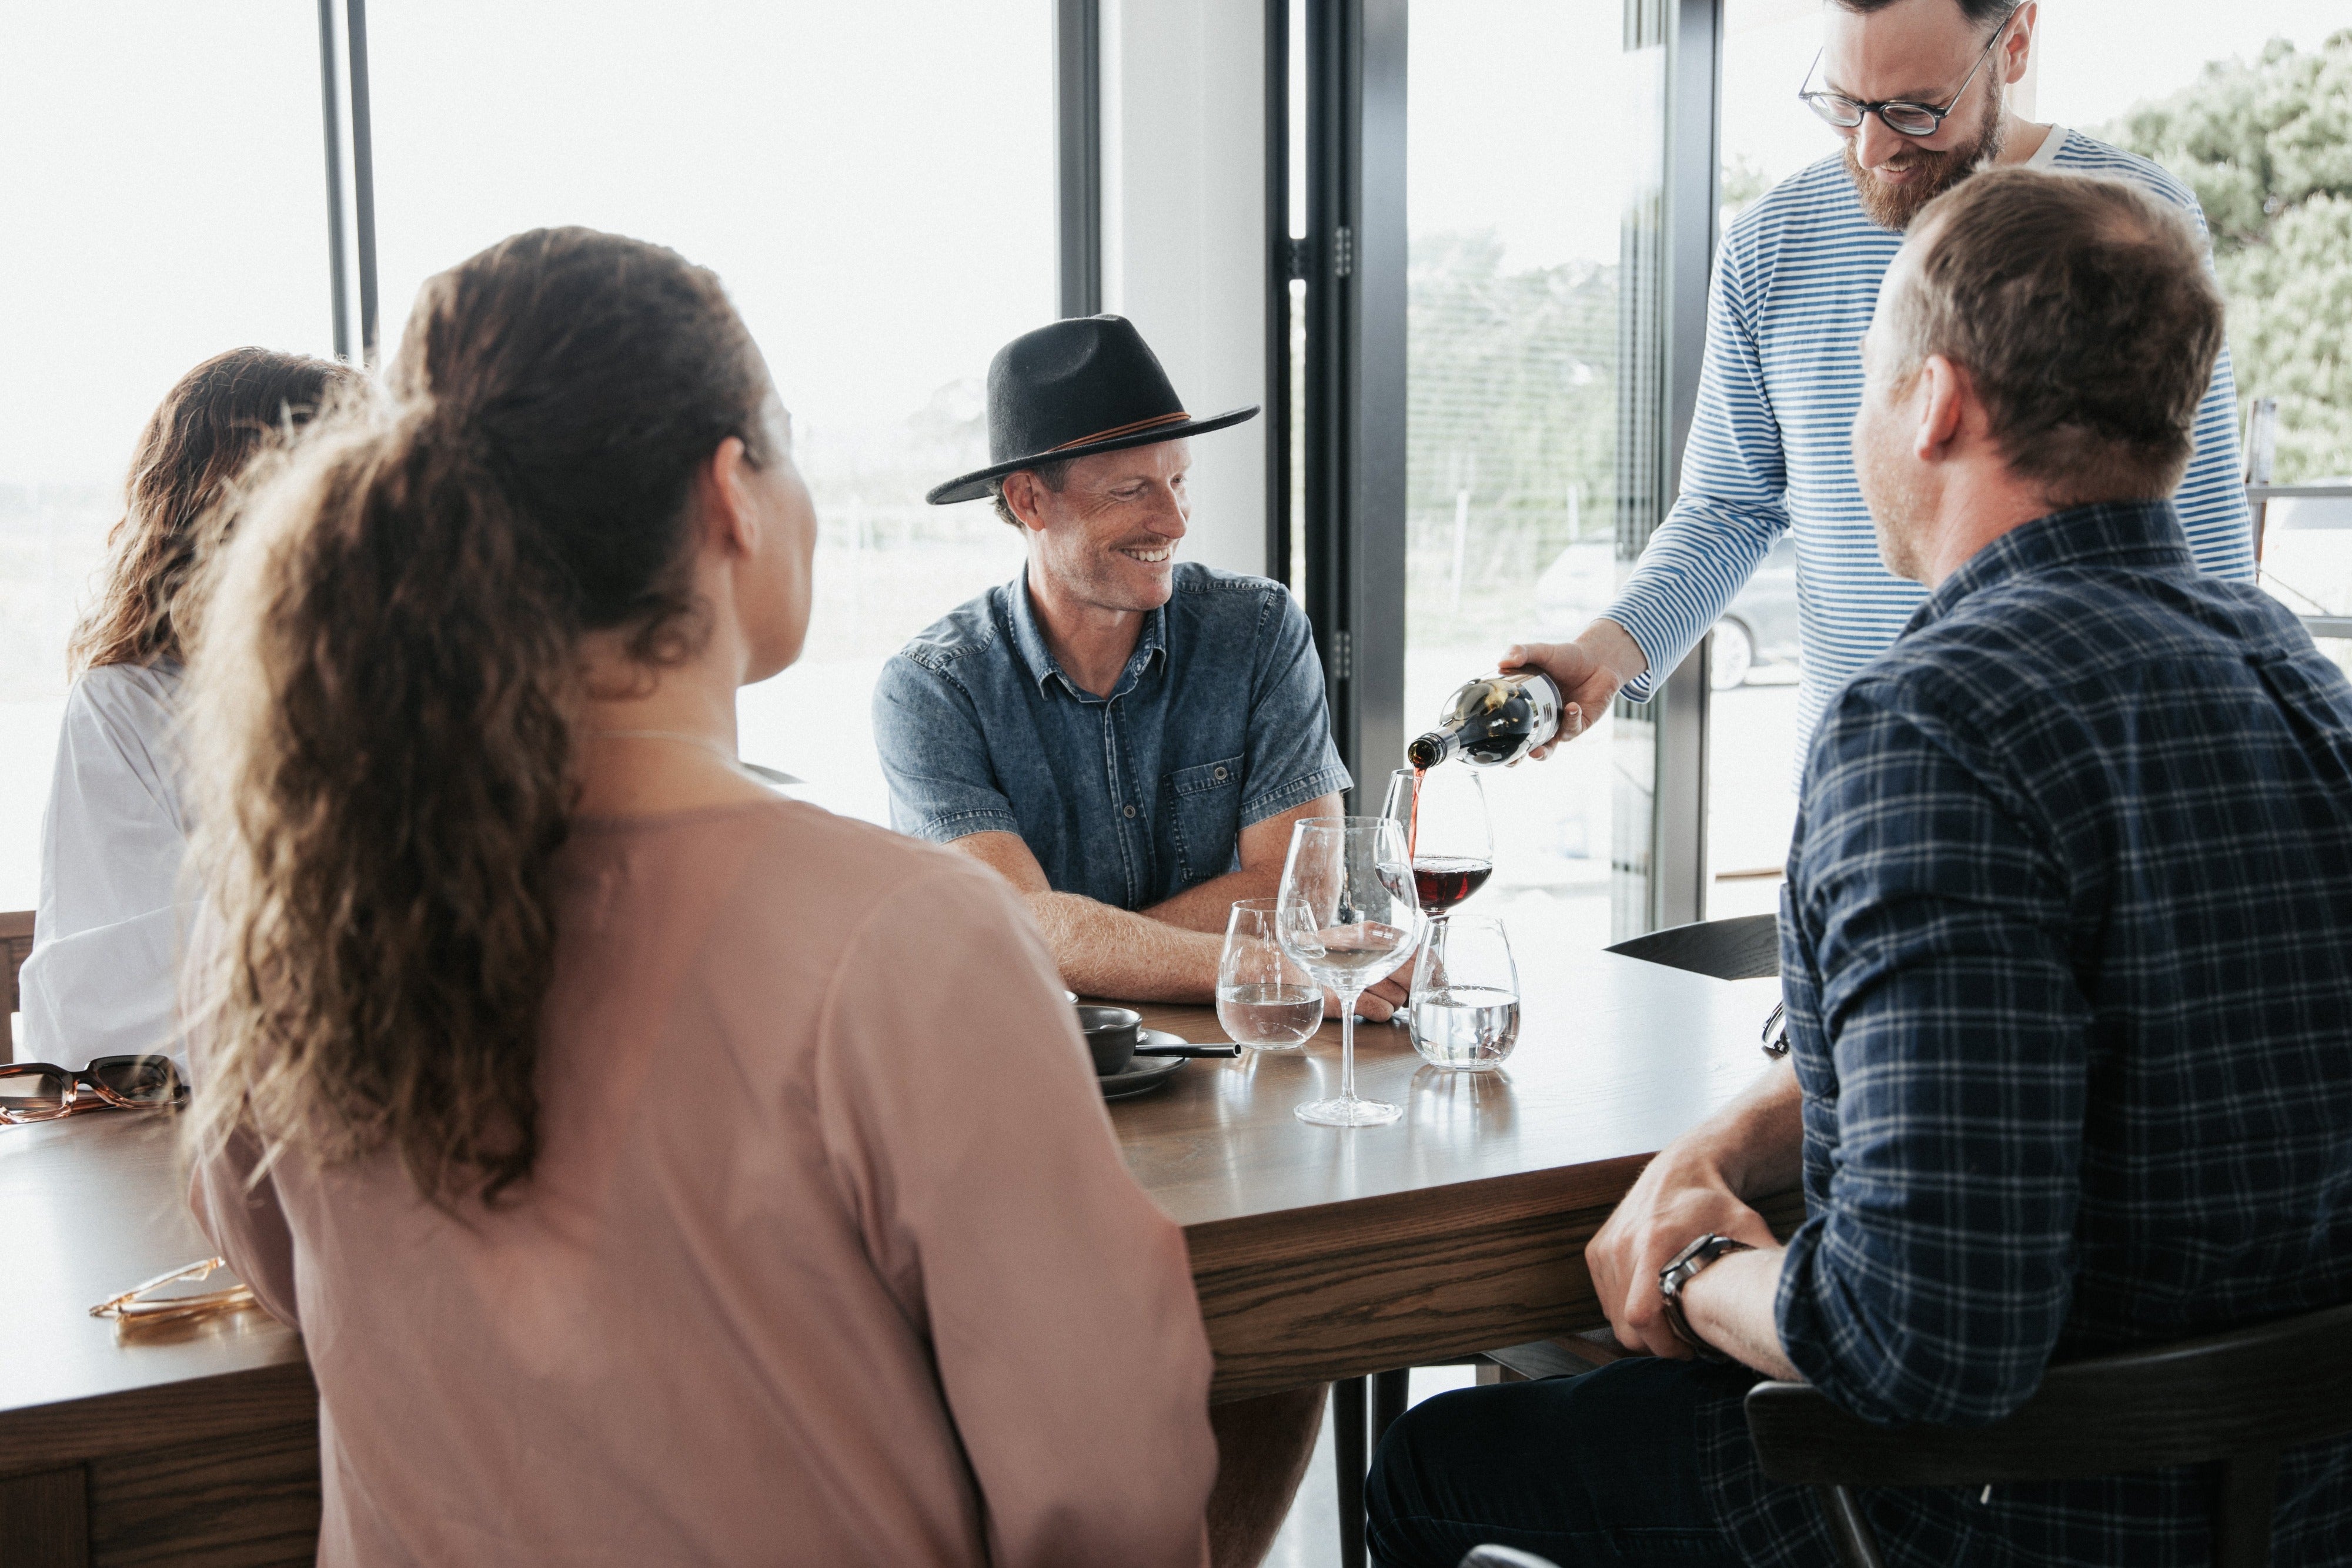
[1798, 2, 2024, 138]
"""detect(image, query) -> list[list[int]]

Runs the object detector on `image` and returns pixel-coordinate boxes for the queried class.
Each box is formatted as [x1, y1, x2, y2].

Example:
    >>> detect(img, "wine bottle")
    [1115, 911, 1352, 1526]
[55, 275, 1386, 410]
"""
[1406, 670, 1563, 770]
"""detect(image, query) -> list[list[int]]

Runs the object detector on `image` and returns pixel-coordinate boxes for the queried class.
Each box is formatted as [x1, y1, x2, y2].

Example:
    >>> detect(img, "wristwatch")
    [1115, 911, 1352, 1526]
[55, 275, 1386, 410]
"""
[1658, 1233, 1754, 1361]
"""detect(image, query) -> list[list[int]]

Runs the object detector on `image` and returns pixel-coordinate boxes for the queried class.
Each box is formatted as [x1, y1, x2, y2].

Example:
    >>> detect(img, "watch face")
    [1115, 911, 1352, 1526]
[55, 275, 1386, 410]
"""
[1665, 1234, 1718, 1275]
[1662, 1233, 1752, 1295]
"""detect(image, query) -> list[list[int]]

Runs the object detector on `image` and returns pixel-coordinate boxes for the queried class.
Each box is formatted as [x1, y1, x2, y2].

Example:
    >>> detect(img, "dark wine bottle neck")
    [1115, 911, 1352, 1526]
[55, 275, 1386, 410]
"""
[1406, 732, 1455, 769]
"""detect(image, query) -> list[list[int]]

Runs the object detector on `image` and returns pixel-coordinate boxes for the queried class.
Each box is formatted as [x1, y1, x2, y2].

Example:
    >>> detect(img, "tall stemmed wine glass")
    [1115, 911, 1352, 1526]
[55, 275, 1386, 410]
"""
[1382, 767, 1494, 922]
[1277, 817, 1422, 1127]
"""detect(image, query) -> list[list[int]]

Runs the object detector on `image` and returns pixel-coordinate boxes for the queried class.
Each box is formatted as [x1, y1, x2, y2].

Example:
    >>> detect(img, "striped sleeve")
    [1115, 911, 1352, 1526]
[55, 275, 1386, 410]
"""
[1604, 232, 1789, 703]
[2052, 136, 2254, 581]
[2175, 344, 2256, 580]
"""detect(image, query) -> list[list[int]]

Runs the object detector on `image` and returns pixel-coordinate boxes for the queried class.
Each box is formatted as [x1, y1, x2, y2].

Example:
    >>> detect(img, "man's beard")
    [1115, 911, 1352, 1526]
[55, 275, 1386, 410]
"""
[1844, 79, 2007, 230]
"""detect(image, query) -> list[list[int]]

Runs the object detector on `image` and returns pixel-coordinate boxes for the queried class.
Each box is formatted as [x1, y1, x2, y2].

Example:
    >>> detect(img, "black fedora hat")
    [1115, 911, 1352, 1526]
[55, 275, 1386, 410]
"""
[926, 315, 1258, 506]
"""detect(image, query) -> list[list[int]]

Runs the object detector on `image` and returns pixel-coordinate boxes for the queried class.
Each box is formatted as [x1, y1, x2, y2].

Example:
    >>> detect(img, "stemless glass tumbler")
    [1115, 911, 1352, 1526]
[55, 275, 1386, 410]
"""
[1277, 817, 1421, 1126]
[1217, 899, 1325, 1051]
[1408, 915, 1522, 1071]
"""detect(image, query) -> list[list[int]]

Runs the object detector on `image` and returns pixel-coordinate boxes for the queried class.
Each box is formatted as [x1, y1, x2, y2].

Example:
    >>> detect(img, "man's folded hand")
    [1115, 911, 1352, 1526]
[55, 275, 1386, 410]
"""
[1586, 1135, 1778, 1359]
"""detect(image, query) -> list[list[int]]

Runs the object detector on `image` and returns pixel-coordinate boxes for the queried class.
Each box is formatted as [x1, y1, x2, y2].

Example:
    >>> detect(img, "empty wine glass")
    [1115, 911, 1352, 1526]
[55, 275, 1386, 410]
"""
[1217, 899, 1325, 1051]
[1277, 817, 1421, 1126]
[1408, 915, 1521, 1071]
[1381, 767, 1494, 922]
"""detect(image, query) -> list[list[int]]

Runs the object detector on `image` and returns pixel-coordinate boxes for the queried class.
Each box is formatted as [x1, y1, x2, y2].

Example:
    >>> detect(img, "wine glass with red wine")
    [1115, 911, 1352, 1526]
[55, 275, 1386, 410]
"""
[1382, 767, 1494, 922]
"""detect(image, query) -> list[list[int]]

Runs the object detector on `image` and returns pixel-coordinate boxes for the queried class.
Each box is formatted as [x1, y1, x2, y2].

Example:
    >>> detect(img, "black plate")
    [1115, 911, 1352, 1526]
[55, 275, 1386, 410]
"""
[1101, 1033, 1191, 1099]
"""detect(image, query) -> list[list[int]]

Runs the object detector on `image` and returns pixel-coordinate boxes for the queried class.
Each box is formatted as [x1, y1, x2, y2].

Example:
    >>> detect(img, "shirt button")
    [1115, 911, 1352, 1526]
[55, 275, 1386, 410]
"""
[1124, 805, 1138, 819]
[1214, 767, 1228, 781]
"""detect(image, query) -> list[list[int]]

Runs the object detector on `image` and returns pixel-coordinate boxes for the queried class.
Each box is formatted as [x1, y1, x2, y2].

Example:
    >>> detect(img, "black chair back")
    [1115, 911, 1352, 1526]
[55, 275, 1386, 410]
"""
[1605, 912, 1778, 981]
[1744, 1300, 2352, 1568]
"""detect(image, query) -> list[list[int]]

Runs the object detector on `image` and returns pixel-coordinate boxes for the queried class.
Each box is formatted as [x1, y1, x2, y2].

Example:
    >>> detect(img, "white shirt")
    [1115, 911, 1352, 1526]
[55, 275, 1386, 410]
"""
[19, 661, 193, 1073]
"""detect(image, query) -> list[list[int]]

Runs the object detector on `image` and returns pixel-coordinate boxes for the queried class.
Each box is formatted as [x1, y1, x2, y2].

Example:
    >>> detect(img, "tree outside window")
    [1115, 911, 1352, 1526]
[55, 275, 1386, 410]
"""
[2104, 31, 2352, 483]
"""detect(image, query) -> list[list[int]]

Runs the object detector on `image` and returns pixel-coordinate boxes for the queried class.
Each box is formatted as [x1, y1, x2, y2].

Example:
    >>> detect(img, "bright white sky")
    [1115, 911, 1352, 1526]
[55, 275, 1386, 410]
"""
[1408, 0, 2352, 269]
[0, 2, 1051, 490]
[1408, 1, 1661, 270]
[3, 0, 2341, 485]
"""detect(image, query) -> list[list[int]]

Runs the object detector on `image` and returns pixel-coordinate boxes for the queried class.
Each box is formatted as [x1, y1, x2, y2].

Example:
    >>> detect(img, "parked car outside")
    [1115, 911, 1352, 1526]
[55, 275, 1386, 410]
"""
[1532, 533, 1800, 689]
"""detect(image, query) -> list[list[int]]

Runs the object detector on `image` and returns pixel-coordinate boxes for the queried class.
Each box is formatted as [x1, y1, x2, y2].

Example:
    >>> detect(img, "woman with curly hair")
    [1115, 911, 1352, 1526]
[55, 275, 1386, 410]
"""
[19, 347, 354, 1072]
[182, 227, 1215, 1566]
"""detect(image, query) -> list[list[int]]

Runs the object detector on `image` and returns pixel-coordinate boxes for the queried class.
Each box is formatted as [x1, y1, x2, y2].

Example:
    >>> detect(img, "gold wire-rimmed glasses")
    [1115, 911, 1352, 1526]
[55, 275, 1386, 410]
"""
[90, 1258, 258, 1328]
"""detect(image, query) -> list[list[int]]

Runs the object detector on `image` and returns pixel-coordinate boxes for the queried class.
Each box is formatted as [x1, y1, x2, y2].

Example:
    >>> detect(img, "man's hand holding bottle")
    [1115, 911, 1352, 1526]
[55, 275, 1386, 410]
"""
[1499, 620, 1650, 761]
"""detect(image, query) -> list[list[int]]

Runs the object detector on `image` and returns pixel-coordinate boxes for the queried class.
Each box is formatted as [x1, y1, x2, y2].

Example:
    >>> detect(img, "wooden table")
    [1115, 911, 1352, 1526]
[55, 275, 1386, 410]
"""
[1119, 952, 1786, 1400]
[0, 948, 1785, 1565]
[1, 1115, 318, 1567]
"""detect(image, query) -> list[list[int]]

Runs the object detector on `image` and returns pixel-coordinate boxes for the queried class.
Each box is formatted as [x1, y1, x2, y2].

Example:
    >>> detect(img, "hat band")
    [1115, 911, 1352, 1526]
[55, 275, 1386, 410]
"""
[1047, 410, 1194, 452]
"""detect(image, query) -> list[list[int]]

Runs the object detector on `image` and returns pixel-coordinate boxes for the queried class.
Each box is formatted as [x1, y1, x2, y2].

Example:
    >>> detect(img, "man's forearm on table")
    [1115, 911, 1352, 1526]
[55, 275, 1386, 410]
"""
[1681, 1245, 1800, 1380]
[1026, 890, 1221, 1002]
[1661, 1068, 1805, 1375]
[1693, 1057, 1806, 1199]
[1143, 864, 1282, 935]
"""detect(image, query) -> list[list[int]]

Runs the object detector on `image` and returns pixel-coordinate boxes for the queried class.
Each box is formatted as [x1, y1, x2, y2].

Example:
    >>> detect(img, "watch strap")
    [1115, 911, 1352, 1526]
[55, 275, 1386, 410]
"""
[1658, 1233, 1755, 1361]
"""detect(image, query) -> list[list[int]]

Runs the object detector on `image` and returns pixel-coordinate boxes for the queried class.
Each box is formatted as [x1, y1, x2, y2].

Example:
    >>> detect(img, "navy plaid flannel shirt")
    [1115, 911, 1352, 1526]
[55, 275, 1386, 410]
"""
[1696, 500, 2352, 1566]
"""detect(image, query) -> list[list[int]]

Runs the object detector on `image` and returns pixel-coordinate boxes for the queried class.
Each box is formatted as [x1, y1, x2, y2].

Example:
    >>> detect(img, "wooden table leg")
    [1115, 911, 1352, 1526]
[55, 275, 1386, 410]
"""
[1370, 1368, 1411, 1453]
[0, 1465, 88, 1568]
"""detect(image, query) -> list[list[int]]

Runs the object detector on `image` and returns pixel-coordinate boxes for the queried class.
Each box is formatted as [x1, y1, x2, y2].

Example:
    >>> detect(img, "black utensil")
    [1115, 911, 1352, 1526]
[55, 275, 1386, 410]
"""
[1131, 1041, 1244, 1058]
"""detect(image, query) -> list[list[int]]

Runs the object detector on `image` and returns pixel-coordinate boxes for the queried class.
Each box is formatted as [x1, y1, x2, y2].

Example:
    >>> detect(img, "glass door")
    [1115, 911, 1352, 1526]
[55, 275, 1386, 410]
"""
[1405, 0, 1666, 952]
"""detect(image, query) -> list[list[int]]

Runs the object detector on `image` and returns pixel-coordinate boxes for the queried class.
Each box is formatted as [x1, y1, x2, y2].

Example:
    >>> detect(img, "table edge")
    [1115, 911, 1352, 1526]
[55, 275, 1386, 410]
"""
[0, 1356, 318, 1477]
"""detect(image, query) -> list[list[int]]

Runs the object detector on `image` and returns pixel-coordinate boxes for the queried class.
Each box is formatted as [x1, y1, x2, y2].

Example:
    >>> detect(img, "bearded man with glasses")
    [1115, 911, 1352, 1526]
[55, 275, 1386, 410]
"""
[1505, 0, 2254, 763]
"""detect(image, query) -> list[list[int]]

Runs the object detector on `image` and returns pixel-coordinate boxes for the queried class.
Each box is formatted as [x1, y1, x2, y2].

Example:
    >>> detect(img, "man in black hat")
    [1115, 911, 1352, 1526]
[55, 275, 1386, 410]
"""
[874, 315, 1406, 1021]
[876, 314, 1375, 1563]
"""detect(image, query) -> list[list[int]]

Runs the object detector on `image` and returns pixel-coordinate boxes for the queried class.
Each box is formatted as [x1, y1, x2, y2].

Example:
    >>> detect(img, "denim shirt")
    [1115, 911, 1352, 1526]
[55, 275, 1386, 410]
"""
[872, 563, 1350, 911]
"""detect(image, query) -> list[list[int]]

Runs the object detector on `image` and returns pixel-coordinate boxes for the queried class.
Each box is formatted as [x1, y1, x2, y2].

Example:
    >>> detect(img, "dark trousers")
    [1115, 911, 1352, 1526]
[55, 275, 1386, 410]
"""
[1365, 1358, 1751, 1568]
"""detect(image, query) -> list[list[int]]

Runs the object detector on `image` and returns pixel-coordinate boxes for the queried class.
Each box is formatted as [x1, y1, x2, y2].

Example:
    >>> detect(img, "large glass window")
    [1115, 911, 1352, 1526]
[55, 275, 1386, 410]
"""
[0, 2, 1055, 927]
[1706, 0, 2352, 915]
[1405, 0, 1665, 954]
[0, 5, 332, 912]
[369, 1, 1053, 828]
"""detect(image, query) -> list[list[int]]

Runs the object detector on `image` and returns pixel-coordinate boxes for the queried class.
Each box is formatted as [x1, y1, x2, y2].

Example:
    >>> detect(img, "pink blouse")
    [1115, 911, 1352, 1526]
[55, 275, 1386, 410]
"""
[192, 800, 1216, 1566]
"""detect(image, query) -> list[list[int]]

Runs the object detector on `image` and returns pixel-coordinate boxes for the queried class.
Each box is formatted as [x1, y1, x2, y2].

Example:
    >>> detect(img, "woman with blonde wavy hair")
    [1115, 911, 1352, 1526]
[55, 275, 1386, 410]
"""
[181, 227, 1215, 1567]
[19, 347, 353, 1074]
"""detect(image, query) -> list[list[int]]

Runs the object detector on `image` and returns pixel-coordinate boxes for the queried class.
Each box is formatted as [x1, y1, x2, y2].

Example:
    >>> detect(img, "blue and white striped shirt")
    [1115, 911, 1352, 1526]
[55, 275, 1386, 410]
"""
[1604, 129, 2255, 747]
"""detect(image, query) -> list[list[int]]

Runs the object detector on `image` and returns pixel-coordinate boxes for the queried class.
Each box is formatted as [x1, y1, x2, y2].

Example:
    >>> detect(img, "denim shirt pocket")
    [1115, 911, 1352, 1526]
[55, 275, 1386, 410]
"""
[1166, 755, 1245, 888]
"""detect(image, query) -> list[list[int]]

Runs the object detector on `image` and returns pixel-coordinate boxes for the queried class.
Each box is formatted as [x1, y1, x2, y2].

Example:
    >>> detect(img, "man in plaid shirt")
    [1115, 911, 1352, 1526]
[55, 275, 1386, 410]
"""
[1367, 171, 2352, 1566]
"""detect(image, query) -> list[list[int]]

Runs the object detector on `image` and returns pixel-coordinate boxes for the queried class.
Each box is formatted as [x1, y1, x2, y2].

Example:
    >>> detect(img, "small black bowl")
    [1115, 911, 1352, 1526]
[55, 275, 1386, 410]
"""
[1075, 1004, 1141, 1076]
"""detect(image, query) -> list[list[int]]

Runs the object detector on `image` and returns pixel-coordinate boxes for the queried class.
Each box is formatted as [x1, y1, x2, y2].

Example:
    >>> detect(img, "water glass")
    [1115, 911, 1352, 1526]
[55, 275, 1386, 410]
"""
[1409, 915, 1521, 1071]
[1217, 899, 1325, 1051]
